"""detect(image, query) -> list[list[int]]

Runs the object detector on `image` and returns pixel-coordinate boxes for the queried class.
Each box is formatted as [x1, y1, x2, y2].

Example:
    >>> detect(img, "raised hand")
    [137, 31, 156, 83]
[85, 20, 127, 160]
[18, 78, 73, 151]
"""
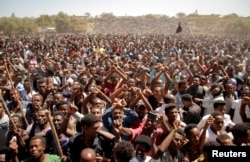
[113, 119, 122, 133]
[67, 104, 78, 116]
[150, 128, 158, 139]
[205, 115, 214, 129]
[242, 96, 250, 105]
[173, 120, 181, 131]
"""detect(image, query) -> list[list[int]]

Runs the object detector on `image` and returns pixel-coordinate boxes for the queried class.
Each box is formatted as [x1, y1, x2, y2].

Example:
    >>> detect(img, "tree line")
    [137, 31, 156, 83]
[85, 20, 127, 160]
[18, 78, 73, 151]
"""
[0, 11, 250, 35]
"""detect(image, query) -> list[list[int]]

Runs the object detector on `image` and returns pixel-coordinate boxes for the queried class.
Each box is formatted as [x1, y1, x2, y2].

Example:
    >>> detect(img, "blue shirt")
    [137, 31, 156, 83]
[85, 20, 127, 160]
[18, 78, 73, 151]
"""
[102, 107, 139, 140]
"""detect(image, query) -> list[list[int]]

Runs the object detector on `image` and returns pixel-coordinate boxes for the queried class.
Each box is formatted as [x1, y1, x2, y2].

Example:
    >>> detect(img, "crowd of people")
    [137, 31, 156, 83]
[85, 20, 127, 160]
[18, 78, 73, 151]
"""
[0, 32, 250, 162]
[92, 17, 191, 34]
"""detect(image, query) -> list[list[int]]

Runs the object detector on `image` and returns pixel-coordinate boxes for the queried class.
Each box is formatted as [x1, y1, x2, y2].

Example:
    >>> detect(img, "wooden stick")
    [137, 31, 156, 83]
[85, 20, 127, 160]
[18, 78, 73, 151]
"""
[27, 70, 34, 100]
[3, 61, 29, 127]
[0, 94, 18, 130]
[7, 60, 17, 71]
[45, 111, 63, 157]
[0, 94, 26, 146]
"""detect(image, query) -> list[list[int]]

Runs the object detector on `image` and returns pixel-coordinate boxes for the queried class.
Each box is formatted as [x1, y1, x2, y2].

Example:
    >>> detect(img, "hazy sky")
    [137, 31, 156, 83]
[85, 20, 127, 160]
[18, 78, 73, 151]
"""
[0, 0, 249, 17]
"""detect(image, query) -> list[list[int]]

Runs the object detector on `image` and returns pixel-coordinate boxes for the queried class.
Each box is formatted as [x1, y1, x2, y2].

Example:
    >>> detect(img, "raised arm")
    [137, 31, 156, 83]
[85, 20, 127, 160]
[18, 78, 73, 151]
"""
[61, 104, 78, 137]
[150, 65, 164, 91]
[81, 92, 95, 115]
[95, 87, 112, 108]
[194, 58, 206, 74]
[199, 115, 214, 151]
[162, 67, 171, 95]
[239, 96, 250, 122]
[155, 120, 179, 158]
[110, 84, 128, 102]
[140, 69, 148, 89]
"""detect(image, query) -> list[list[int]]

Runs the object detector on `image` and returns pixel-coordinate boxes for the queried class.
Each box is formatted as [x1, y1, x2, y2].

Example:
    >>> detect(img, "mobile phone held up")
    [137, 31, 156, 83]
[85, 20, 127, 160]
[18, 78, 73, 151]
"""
[147, 111, 158, 121]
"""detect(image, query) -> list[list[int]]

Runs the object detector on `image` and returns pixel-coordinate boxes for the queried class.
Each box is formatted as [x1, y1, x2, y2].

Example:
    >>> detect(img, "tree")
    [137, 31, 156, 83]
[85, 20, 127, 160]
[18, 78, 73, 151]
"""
[224, 19, 250, 35]
[69, 15, 87, 32]
[36, 15, 53, 28]
[223, 13, 239, 19]
[18, 17, 38, 34]
[176, 12, 186, 18]
[11, 12, 16, 18]
[99, 12, 115, 19]
[84, 12, 91, 18]
[4, 20, 18, 35]
[54, 12, 71, 33]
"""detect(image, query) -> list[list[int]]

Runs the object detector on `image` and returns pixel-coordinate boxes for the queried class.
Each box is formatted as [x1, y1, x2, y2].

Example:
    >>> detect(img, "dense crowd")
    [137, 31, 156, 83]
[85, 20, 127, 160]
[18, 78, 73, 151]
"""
[0, 33, 250, 162]
[92, 17, 191, 34]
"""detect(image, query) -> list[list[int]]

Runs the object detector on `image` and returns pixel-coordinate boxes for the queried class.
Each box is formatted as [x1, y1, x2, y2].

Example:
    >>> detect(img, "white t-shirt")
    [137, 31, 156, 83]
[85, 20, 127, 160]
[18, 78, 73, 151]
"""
[0, 113, 9, 126]
[156, 104, 186, 129]
[62, 77, 74, 96]
[202, 94, 224, 116]
[21, 90, 37, 102]
[197, 114, 235, 130]
[231, 99, 250, 123]
[144, 156, 160, 162]
[202, 127, 219, 142]
[155, 104, 181, 120]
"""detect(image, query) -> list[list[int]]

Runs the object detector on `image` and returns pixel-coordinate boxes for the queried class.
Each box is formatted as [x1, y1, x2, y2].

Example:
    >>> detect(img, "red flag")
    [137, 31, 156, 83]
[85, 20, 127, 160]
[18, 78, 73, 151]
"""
[175, 22, 182, 34]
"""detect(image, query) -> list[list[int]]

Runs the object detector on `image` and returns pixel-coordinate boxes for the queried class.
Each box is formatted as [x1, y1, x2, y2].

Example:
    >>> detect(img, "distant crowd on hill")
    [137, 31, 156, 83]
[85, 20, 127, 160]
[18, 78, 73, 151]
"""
[92, 17, 191, 35]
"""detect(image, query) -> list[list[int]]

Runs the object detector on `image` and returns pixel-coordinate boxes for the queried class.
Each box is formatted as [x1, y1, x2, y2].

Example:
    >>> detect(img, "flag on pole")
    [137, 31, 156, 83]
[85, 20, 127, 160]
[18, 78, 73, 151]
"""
[175, 22, 182, 34]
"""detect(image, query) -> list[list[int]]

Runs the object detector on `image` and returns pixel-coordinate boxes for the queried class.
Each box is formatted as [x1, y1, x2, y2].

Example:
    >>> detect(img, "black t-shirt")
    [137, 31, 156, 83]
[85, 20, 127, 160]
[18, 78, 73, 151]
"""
[148, 95, 163, 110]
[68, 132, 114, 162]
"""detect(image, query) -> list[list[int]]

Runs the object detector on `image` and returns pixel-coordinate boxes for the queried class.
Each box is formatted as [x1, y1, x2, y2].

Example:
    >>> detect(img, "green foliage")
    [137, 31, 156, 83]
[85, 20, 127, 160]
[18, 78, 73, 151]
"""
[54, 12, 71, 33]
[36, 14, 53, 27]
[99, 12, 115, 19]
[176, 12, 186, 18]
[224, 19, 250, 35]
[0, 16, 38, 35]
[223, 13, 239, 19]
[69, 16, 87, 32]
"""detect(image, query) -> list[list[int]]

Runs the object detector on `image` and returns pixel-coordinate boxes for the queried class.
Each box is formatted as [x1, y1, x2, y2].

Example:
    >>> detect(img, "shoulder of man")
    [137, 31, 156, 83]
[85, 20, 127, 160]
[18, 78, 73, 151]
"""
[69, 132, 83, 144]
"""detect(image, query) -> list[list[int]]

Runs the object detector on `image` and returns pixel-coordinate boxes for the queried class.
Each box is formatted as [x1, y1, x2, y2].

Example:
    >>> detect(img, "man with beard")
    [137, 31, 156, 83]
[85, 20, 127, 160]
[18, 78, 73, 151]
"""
[102, 99, 138, 140]
[46, 111, 70, 161]
[26, 109, 51, 138]
[25, 94, 44, 124]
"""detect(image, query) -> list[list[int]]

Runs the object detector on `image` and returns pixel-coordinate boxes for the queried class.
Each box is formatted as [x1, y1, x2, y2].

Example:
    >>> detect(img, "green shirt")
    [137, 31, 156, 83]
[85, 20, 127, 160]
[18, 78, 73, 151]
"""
[21, 154, 60, 162]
